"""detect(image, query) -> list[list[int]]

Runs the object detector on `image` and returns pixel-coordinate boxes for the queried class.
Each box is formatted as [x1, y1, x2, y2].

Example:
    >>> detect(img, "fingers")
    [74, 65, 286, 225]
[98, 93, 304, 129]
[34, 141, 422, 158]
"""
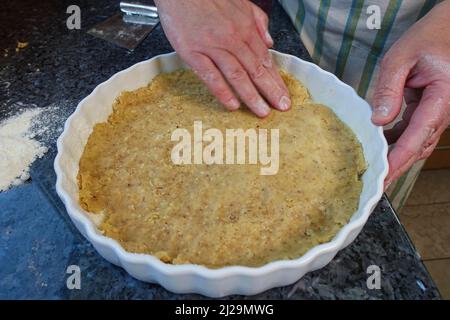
[419, 137, 440, 160]
[266, 60, 289, 96]
[246, 4, 289, 98]
[246, 33, 290, 105]
[228, 41, 290, 111]
[250, 3, 273, 48]
[184, 52, 240, 111]
[371, 52, 414, 125]
[160, 0, 289, 117]
[209, 49, 271, 117]
[385, 84, 450, 185]
[246, 35, 290, 97]
[384, 88, 421, 144]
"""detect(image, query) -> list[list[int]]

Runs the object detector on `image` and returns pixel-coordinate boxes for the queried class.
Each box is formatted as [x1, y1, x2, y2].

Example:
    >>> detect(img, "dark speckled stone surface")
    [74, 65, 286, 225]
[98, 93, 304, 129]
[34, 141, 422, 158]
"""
[0, 0, 441, 299]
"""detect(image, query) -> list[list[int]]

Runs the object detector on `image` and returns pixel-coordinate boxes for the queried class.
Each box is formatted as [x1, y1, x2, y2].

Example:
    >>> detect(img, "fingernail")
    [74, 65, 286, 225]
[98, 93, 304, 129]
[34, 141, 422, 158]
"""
[256, 99, 271, 116]
[373, 105, 390, 119]
[278, 95, 291, 111]
[263, 56, 272, 68]
[227, 98, 240, 111]
[265, 31, 274, 46]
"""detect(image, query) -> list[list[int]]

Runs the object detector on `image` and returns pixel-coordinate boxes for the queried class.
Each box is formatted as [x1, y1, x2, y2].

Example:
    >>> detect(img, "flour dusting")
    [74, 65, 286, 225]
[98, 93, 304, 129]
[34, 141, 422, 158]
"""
[0, 101, 70, 192]
[0, 109, 47, 191]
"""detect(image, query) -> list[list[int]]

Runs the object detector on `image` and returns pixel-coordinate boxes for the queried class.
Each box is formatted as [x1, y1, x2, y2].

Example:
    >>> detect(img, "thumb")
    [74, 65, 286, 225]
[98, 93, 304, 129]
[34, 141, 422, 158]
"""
[250, 3, 273, 48]
[371, 53, 412, 125]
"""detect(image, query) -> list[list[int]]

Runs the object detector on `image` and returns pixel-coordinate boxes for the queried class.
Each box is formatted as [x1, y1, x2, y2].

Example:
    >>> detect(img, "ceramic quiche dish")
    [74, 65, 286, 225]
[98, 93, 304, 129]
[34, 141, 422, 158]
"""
[54, 51, 388, 297]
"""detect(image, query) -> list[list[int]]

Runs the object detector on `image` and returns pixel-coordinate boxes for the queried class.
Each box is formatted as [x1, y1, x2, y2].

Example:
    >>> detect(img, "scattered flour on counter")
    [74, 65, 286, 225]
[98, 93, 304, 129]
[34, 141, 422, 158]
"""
[30, 103, 68, 145]
[0, 101, 71, 191]
[0, 109, 48, 191]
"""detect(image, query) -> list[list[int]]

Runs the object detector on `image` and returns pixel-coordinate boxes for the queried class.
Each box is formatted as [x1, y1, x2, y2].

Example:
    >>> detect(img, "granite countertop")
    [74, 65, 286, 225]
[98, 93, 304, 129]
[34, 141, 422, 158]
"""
[0, 0, 441, 299]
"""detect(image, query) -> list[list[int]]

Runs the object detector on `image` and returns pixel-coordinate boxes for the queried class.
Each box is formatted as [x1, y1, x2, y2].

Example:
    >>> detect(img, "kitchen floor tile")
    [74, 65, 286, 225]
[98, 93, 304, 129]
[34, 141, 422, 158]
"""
[399, 202, 450, 260]
[406, 169, 450, 206]
[424, 259, 450, 300]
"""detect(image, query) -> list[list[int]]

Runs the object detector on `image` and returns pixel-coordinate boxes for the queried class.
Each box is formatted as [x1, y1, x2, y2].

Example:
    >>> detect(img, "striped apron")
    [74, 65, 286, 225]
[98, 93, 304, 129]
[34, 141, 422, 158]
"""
[278, 0, 441, 211]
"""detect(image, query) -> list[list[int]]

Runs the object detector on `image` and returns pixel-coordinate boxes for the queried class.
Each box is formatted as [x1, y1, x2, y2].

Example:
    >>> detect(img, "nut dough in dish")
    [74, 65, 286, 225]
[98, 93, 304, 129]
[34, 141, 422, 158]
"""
[78, 70, 366, 268]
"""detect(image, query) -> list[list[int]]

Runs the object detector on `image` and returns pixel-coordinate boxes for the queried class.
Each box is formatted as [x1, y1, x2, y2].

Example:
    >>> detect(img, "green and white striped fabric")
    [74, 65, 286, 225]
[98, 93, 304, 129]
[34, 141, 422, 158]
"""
[278, 0, 441, 210]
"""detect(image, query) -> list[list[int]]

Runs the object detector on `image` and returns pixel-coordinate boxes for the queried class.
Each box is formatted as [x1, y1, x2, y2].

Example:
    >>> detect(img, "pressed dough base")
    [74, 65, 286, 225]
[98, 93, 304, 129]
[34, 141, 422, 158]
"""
[78, 70, 366, 268]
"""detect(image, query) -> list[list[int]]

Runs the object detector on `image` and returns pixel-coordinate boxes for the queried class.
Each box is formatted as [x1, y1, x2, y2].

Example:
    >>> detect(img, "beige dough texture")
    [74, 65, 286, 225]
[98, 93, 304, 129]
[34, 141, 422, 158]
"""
[78, 70, 366, 268]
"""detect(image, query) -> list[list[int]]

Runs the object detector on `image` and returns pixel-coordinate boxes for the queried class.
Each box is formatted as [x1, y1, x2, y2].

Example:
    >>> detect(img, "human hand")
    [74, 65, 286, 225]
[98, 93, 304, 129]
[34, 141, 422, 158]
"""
[371, 1, 450, 187]
[154, 0, 290, 117]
